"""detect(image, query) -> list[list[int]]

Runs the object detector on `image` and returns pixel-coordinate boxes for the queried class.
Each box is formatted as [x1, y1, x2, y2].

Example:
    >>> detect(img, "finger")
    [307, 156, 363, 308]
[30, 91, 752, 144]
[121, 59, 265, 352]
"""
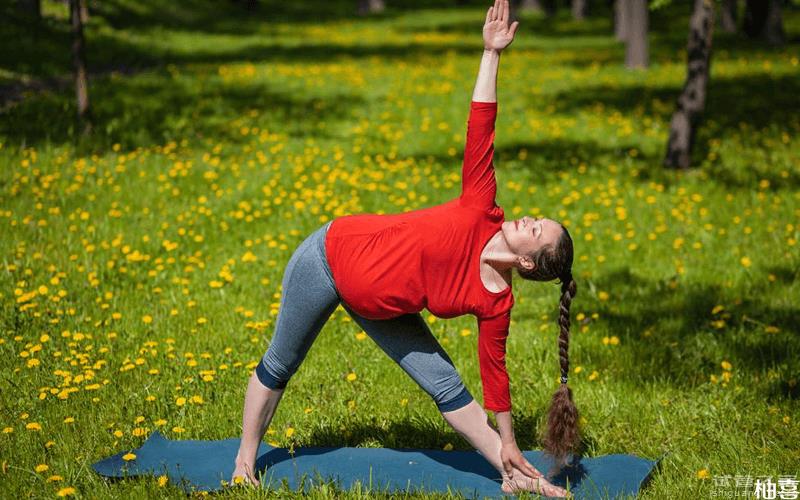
[509, 20, 519, 38]
[501, 0, 509, 24]
[485, 6, 493, 24]
[503, 460, 513, 478]
[521, 459, 541, 478]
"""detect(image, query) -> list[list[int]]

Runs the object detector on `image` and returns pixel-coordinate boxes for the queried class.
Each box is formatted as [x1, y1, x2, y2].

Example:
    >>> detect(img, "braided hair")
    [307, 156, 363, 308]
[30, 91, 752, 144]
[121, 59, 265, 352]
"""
[517, 226, 580, 472]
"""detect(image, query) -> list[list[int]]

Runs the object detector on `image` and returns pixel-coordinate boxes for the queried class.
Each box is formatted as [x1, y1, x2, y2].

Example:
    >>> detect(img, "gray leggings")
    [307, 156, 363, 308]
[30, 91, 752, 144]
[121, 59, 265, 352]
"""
[257, 221, 474, 412]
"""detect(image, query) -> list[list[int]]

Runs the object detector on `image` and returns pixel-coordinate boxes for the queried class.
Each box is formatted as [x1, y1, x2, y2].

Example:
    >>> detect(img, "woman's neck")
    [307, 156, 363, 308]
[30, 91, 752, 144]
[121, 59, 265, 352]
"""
[481, 230, 518, 273]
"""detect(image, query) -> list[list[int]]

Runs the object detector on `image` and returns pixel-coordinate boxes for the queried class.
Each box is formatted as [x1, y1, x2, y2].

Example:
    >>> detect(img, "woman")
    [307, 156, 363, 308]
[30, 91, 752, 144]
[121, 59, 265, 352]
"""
[233, 1, 577, 496]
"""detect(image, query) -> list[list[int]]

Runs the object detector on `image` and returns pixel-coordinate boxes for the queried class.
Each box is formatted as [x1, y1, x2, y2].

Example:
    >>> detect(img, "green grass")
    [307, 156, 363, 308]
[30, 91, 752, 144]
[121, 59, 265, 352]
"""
[1, 1, 798, 498]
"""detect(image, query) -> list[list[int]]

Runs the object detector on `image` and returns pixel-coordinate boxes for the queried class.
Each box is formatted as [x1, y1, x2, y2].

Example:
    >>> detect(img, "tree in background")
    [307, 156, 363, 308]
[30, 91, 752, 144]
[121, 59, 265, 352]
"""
[744, 0, 784, 45]
[357, 0, 385, 16]
[664, 0, 714, 169]
[614, 0, 630, 40]
[69, 0, 91, 135]
[720, 0, 736, 33]
[572, 0, 589, 21]
[624, 0, 648, 68]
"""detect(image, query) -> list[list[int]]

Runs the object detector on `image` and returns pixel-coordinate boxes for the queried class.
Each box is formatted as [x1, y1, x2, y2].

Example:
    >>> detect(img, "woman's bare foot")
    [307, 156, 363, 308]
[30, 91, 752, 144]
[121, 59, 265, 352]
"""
[501, 466, 570, 498]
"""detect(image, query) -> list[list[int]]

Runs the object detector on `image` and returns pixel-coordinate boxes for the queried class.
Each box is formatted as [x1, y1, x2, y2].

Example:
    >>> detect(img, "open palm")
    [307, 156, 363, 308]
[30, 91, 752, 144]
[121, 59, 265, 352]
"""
[483, 0, 519, 52]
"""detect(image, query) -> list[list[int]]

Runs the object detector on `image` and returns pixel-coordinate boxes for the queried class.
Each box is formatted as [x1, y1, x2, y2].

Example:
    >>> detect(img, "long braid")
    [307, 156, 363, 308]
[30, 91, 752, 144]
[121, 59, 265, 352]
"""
[542, 274, 580, 474]
[557, 275, 575, 384]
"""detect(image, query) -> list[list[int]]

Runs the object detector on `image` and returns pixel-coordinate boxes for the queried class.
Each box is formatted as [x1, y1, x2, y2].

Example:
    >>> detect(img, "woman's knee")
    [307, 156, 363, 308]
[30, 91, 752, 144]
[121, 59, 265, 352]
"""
[256, 351, 296, 390]
[435, 385, 474, 412]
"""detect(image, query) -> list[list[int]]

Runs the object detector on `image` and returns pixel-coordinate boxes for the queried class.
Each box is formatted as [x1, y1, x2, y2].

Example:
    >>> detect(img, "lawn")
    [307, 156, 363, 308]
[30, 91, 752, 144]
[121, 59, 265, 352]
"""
[0, 0, 798, 498]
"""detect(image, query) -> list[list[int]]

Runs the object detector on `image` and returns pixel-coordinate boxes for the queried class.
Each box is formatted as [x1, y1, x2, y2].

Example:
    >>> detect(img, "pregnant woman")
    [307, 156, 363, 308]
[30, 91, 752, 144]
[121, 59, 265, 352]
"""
[233, 1, 577, 496]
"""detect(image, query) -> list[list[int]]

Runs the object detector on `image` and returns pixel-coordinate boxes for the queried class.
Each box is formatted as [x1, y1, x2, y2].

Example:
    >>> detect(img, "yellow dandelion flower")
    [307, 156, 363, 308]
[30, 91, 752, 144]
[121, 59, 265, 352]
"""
[190, 395, 204, 404]
[132, 427, 147, 437]
[47, 475, 63, 482]
[63, 417, 75, 424]
[720, 361, 732, 371]
[460, 329, 471, 337]
[122, 453, 136, 461]
[783, 416, 791, 424]
[697, 469, 710, 479]
[286, 427, 295, 438]
[2, 427, 13, 434]
[154, 419, 167, 426]
[56, 487, 76, 497]
[346, 372, 357, 382]
[158, 475, 169, 487]
[175, 397, 186, 406]
[740, 257, 751, 268]
[26, 422, 41, 431]
[197, 317, 207, 325]
[172, 426, 184, 433]
[142, 315, 153, 324]
[443, 443, 453, 451]
[588, 371, 599, 381]
[355, 332, 367, 340]
[35, 464, 49, 473]
[598, 291, 609, 301]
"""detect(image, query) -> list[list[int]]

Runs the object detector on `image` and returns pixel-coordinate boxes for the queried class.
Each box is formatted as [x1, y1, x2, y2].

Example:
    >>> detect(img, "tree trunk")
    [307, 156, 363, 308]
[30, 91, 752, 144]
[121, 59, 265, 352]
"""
[744, 0, 784, 45]
[664, 0, 714, 169]
[572, 0, 588, 21]
[762, 0, 784, 45]
[614, 0, 630, 41]
[357, 0, 385, 16]
[17, 0, 41, 18]
[720, 0, 736, 33]
[69, 0, 91, 135]
[624, 0, 648, 69]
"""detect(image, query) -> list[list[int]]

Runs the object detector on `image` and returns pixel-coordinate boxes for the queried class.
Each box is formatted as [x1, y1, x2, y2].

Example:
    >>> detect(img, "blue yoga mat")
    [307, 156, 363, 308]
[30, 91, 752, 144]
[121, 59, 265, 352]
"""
[92, 432, 662, 498]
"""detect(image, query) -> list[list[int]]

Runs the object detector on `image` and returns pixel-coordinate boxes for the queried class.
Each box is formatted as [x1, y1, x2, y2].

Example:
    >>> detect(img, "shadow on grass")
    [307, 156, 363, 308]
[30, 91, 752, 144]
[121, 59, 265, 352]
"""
[546, 72, 800, 188]
[299, 407, 602, 460]
[0, 73, 364, 150]
[401, 138, 659, 187]
[581, 267, 800, 401]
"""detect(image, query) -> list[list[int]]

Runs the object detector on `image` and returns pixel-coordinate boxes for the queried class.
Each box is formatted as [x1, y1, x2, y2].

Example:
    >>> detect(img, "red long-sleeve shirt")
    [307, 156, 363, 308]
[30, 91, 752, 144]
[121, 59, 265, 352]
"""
[325, 101, 514, 412]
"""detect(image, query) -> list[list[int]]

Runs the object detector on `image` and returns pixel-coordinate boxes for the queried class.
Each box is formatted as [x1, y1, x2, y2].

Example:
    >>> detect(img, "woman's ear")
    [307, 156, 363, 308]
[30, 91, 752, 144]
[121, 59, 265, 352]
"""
[517, 255, 535, 271]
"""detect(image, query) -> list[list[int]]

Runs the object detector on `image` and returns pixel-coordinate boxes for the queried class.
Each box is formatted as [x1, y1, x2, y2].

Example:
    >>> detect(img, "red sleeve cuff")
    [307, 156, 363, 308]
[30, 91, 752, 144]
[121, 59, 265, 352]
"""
[469, 101, 498, 124]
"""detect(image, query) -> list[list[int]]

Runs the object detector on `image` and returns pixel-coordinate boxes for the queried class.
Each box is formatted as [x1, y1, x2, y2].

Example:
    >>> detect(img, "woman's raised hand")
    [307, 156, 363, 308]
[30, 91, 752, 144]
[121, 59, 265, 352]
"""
[483, 0, 519, 52]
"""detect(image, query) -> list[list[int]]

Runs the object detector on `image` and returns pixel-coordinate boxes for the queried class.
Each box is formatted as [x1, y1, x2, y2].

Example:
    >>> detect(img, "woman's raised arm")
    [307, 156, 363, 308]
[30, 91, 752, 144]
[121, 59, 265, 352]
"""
[461, 0, 519, 211]
[472, 0, 518, 103]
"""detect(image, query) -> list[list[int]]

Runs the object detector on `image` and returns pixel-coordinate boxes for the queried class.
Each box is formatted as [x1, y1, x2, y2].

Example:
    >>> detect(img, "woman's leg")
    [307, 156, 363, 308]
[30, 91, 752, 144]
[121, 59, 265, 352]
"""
[233, 222, 340, 484]
[342, 308, 473, 412]
[343, 308, 569, 497]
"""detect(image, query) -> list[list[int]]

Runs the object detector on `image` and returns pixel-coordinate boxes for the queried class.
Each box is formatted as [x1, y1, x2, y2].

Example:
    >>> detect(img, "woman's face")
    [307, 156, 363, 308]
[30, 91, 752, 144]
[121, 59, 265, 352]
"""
[501, 216, 563, 268]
